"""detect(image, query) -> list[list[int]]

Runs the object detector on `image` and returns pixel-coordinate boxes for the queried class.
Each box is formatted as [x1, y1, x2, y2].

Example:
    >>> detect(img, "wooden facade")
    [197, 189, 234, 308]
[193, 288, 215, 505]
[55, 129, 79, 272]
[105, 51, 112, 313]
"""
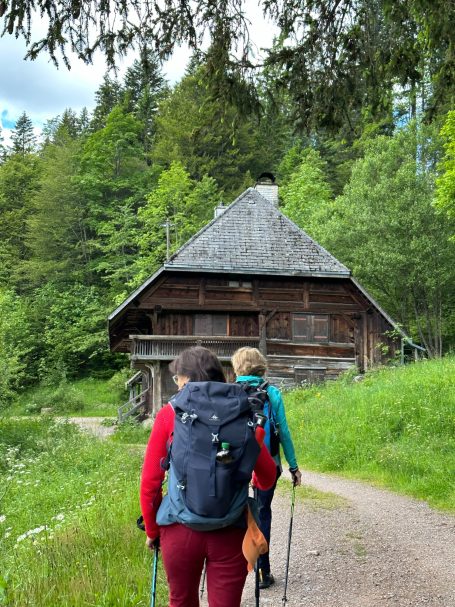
[109, 181, 404, 418]
[110, 272, 399, 416]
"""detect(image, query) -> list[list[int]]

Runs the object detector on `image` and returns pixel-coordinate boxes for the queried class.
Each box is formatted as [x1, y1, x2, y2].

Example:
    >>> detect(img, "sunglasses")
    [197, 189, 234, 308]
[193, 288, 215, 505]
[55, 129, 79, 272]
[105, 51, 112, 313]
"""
[172, 375, 179, 385]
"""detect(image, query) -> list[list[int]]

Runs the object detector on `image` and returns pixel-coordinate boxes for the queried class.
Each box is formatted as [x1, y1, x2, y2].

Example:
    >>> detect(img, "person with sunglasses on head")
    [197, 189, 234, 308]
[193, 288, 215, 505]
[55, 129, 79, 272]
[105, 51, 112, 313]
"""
[232, 346, 302, 590]
[140, 346, 276, 607]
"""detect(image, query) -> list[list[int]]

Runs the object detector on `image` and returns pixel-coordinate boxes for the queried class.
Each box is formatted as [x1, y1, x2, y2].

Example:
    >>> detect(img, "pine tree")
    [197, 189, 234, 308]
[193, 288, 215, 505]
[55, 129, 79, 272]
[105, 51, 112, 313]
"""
[123, 49, 167, 158]
[90, 74, 122, 131]
[60, 109, 79, 138]
[123, 48, 166, 109]
[11, 112, 37, 156]
[77, 107, 90, 136]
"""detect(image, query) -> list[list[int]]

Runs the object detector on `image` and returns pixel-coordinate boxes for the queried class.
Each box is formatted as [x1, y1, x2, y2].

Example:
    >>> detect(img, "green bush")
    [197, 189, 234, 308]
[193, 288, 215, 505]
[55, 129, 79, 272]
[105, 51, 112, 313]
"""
[111, 418, 150, 444]
[20, 382, 86, 415]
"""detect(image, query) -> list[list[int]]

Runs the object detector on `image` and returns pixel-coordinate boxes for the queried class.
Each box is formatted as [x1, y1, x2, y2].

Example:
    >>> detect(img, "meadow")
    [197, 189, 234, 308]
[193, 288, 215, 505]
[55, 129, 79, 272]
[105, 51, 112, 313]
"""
[286, 356, 455, 511]
[0, 418, 167, 606]
[1, 356, 454, 605]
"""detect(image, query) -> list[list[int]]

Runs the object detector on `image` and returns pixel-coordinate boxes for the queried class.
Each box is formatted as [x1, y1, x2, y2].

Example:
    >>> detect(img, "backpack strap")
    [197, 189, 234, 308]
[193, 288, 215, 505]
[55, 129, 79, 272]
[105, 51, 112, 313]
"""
[209, 424, 220, 497]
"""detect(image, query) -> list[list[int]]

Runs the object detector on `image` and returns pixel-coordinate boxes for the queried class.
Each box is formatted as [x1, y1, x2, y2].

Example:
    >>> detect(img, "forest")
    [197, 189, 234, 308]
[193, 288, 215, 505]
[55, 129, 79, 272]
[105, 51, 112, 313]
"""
[1, 1, 455, 408]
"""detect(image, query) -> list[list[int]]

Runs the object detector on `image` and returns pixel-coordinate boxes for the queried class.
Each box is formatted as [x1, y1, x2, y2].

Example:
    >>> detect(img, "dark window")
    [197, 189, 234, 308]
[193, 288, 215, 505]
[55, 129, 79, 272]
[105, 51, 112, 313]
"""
[294, 367, 326, 385]
[292, 314, 329, 343]
[194, 314, 228, 336]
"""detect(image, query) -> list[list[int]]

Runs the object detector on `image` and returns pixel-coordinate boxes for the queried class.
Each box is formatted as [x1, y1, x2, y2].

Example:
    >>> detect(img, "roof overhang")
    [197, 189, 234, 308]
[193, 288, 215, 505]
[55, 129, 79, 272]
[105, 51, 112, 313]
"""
[108, 265, 352, 325]
[163, 264, 351, 278]
[350, 277, 409, 339]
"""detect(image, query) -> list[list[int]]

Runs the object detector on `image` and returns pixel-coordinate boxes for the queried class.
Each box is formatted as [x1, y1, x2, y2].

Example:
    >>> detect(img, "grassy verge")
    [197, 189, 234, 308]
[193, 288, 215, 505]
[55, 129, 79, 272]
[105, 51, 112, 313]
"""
[284, 356, 455, 511]
[0, 417, 165, 607]
[275, 478, 347, 510]
[6, 371, 129, 417]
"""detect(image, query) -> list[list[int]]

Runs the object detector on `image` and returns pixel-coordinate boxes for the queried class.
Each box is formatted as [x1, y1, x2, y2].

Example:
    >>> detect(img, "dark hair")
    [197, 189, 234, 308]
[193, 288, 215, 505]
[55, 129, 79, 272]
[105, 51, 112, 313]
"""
[169, 347, 226, 383]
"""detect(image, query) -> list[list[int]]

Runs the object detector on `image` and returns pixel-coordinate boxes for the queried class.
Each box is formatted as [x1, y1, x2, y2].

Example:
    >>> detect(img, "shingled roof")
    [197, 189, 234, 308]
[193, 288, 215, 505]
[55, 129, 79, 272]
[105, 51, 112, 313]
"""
[164, 188, 350, 276]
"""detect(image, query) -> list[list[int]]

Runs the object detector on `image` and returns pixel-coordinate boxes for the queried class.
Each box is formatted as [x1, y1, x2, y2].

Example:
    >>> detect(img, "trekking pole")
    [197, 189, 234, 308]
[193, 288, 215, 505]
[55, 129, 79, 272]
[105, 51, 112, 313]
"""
[150, 544, 159, 607]
[253, 486, 260, 607]
[200, 561, 206, 600]
[282, 483, 296, 606]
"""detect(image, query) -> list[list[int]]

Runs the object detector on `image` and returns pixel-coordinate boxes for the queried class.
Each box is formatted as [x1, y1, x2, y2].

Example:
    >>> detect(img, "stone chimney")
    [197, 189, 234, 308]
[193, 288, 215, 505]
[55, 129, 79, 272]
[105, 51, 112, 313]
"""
[214, 202, 226, 218]
[255, 172, 279, 207]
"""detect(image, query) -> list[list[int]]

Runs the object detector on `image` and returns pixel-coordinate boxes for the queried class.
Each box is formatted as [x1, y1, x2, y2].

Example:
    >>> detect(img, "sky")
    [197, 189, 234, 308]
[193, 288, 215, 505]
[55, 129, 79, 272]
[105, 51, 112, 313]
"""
[0, 3, 277, 147]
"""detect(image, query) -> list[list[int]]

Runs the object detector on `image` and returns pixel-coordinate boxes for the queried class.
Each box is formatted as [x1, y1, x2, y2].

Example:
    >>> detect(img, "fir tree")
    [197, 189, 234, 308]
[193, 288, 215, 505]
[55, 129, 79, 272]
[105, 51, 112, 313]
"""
[11, 112, 37, 156]
[77, 107, 90, 136]
[60, 109, 79, 138]
[90, 75, 123, 131]
[123, 49, 167, 158]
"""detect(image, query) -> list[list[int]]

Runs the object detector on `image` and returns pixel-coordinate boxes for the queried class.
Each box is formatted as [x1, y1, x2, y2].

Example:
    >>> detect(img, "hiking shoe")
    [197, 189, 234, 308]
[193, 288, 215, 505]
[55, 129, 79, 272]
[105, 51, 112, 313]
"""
[259, 572, 275, 589]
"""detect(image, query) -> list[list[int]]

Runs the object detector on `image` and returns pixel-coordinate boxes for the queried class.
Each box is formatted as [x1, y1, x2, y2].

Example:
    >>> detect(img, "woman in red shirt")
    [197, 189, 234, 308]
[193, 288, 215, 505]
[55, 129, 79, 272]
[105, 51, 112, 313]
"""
[140, 347, 276, 607]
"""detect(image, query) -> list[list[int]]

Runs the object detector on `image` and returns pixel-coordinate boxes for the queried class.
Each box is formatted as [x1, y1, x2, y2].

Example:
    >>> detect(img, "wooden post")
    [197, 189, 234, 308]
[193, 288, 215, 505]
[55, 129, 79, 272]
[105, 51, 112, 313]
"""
[152, 361, 162, 417]
[361, 311, 368, 370]
[143, 365, 154, 415]
[303, 282, 310, 310]
[259, 313, 267, 355]
[199, 278, 206, 306]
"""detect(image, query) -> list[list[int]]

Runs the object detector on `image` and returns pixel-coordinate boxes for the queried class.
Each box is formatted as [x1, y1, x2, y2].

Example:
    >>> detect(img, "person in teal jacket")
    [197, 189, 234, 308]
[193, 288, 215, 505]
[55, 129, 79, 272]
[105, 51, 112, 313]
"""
[231, 346, 302, 589]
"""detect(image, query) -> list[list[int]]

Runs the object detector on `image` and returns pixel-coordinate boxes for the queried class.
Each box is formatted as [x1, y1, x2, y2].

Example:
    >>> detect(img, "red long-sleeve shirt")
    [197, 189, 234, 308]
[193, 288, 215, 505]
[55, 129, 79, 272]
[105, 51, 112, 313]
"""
[140, 403, 277, 539]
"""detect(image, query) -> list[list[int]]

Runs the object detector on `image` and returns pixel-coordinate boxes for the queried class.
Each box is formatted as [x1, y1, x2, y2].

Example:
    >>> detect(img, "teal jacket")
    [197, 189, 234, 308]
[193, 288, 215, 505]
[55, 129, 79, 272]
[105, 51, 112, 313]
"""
[236, 375, 298, 471]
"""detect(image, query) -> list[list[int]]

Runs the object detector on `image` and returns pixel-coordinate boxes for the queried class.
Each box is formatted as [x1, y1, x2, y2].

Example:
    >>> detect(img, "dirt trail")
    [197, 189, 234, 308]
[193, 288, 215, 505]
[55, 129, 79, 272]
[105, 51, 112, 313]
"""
[240, 471, 455, 607]
[62, 416, 116, 439]
[64, 417, 454, 606]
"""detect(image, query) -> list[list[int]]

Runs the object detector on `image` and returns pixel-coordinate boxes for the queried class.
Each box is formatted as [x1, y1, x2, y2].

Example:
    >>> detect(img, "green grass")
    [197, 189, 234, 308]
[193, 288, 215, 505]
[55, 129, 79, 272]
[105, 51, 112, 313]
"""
[7, 370, 130, 417]
[111, 419, 151, 445]
[0, 418, 166, 606]
[284, 356, 455, 511]
[275, 477, 347, 510]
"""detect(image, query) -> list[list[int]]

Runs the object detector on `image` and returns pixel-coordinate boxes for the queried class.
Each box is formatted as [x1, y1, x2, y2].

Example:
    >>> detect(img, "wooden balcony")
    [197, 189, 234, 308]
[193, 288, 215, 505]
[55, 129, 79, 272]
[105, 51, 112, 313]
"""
[130, 335, 260, 361]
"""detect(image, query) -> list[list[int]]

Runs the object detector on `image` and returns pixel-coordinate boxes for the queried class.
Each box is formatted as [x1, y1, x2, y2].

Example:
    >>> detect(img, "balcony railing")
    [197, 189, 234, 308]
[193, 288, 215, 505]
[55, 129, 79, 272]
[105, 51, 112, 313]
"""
[130, 335, 260, 361]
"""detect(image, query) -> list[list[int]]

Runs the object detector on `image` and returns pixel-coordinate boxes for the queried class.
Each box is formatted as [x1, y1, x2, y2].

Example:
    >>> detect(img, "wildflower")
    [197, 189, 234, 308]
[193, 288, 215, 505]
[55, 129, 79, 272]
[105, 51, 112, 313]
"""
[53, 514, 65, 521]
[0, 515, 6, 524]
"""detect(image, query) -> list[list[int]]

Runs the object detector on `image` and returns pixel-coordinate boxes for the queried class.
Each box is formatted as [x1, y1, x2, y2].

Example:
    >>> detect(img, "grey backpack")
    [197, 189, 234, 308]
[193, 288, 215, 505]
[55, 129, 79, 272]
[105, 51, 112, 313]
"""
[156, 381, 260, 530]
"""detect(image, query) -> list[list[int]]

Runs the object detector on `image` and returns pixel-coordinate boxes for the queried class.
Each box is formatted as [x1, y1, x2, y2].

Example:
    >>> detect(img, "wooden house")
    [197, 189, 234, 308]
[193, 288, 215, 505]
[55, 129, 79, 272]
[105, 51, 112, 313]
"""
[109, 177, 410, 418]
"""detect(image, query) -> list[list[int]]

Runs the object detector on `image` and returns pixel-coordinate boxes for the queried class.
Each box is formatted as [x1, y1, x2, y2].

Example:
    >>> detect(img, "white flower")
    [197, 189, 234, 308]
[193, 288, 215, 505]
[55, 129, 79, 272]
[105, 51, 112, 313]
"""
[30, 526, 46, 535]
[0, 515, 6, 524]
[53, 514, 65, 521]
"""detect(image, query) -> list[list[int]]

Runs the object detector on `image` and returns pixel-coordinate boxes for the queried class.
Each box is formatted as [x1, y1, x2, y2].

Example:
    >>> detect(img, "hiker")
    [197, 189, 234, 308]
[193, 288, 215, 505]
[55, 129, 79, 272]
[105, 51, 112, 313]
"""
[232, 347, 302, 590]
[140, 346, 276, 607]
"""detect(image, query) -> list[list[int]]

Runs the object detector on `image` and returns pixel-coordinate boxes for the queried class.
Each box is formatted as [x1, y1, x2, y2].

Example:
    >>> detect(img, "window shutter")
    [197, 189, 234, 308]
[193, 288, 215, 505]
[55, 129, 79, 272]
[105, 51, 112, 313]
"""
[212, 315, 228, 335]
[293, 315, 311, 340]
[194, 314, 227, 336]
[292, 314, 330, 343]
[312, 315, 329, 342]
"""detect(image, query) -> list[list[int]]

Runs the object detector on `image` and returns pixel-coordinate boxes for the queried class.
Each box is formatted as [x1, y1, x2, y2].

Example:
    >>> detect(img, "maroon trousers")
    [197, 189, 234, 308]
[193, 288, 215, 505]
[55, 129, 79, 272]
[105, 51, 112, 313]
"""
[160, 523, 249, 607]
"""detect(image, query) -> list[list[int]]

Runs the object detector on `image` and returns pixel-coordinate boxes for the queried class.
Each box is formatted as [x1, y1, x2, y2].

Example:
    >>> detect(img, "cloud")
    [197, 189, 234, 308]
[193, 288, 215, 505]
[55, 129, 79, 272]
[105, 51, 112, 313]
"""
[0, 0, 276, 142]
[0, 35, 112, 116]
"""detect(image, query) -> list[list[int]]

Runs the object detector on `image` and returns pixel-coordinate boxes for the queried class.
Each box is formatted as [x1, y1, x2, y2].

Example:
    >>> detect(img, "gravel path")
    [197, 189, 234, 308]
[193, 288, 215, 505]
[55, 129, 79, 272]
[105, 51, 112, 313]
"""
[62, 416, 116, 439]
[240, 471, 455, 607]
[62, 417, 454, 606]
